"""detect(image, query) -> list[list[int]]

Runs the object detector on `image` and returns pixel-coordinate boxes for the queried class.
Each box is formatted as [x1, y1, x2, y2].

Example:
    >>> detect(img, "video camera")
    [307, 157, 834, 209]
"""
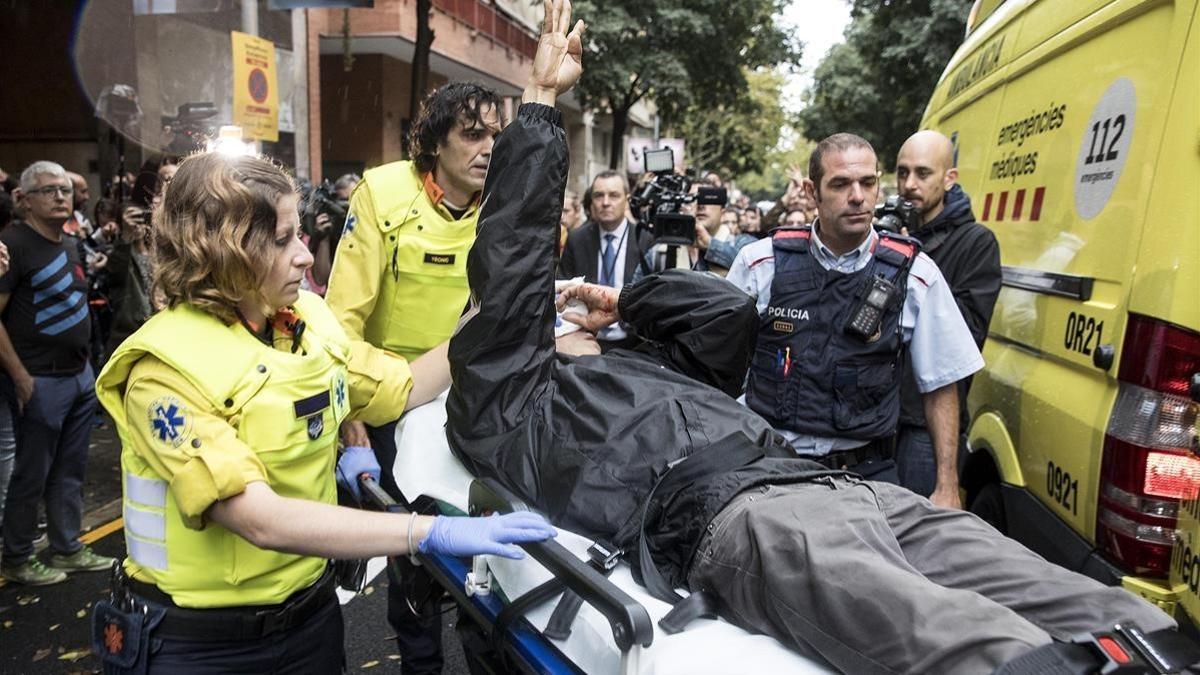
[629, 147, 726, 247]
[873, 195, 921, 234]
[162, 102, 218, 155]
[299, 180, 349, 240]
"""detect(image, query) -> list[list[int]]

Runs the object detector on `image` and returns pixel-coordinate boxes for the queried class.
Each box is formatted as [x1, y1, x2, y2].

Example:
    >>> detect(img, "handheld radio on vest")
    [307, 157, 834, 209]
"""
[846, 276, 900, 341]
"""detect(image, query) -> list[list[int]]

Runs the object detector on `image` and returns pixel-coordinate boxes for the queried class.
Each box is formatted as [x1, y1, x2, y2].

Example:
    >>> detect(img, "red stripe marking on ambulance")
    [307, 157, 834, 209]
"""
[1030, 187, 1045, 221]
[1012, 189, 1025, 220]
[996, 191, 1008, 222]
[982, 193, 993, 221]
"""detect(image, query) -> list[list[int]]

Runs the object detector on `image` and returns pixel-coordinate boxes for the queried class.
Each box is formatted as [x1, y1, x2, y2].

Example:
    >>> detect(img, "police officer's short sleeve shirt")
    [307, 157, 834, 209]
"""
[726, 227, 984, 456]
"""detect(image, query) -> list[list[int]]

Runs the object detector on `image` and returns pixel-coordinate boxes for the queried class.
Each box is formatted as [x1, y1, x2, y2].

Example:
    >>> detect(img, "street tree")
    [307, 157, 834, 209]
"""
[799, 0, 972, 170]
[672, 68, 788, 179]
[572, 0, 799, 169]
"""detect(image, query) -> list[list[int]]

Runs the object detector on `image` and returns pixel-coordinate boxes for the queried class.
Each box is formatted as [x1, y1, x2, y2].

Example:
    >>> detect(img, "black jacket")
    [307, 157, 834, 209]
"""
[557, 219, 654, 284]
[899, 185, 1001, 427]
[446, 104, 834, 587]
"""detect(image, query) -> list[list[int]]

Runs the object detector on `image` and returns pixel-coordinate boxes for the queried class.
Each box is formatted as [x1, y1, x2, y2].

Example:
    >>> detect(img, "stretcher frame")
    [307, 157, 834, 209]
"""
[360, 475, 654, 674]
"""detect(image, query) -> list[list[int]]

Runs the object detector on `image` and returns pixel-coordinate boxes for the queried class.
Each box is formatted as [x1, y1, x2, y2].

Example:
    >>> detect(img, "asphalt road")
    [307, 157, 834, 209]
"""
[0, 419, 471, 674]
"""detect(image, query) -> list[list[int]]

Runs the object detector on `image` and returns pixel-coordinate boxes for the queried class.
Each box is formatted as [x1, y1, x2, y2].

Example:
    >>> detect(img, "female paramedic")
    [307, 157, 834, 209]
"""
[92, 151, 556, 673]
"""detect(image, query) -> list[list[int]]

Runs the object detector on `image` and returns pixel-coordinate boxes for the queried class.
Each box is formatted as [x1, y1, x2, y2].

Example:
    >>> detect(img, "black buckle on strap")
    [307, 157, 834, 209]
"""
[1072, 623, 1199, 674]
[544, 541, 623, 640]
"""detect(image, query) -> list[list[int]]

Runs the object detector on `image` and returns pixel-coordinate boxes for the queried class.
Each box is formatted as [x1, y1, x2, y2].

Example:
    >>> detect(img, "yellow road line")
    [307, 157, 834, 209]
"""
[81, 517, 124, 544]
[0, 518, 123, 588]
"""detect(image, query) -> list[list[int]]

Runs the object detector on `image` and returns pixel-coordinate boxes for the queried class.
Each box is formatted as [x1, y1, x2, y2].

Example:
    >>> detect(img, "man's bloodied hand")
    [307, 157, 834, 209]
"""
[556, 283, 619, 332]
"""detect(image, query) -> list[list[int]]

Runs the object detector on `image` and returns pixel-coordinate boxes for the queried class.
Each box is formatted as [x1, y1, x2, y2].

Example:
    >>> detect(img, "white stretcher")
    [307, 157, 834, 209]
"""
[392, 392, 828, 675]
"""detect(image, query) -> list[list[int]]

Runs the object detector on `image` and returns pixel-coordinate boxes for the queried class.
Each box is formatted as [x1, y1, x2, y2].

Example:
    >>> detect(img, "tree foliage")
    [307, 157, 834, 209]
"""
[672, 68, 788, 179]
[798, 0, 972, 171]
[737, 131, 817, 202]
[571, 0, 800, 169]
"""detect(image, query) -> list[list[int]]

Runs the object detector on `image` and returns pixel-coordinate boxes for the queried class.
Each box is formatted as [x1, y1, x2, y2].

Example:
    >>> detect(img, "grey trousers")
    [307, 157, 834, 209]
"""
[687, 478, 1175, 674]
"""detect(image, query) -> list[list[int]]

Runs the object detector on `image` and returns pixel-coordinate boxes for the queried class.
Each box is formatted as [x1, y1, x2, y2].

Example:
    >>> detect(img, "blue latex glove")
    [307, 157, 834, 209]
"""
[336, 445, 380, 504]
[418, 512, 557, 560]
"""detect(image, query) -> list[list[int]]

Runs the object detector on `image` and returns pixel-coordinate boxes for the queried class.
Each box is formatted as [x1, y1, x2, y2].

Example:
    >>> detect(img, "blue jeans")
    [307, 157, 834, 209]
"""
[896, 425, 937, 497]
[0, 396, 16, 530]
[2, 365, 96, 562]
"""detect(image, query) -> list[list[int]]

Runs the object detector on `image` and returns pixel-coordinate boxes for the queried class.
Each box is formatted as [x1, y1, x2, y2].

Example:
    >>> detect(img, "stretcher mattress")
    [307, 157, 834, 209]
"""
[393, 392, 828, 675]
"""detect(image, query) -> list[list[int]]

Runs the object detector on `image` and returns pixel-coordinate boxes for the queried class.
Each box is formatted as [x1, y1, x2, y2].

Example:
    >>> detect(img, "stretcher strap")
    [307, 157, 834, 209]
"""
[489, 577, 566, 656]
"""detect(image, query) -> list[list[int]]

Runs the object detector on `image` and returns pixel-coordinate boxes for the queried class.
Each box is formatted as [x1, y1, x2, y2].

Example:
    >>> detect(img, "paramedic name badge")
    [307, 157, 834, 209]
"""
[147, 396, 193, 449]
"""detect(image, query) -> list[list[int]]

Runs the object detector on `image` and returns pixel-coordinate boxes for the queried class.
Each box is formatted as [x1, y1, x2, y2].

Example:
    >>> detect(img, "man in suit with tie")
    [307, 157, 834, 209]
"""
[557, 170, 653, 350]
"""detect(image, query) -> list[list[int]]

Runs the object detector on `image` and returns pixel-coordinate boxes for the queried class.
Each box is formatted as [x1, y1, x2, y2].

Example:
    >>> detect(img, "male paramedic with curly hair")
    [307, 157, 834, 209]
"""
[445, 1, 1181, 672]
[325, 76, 502, 675]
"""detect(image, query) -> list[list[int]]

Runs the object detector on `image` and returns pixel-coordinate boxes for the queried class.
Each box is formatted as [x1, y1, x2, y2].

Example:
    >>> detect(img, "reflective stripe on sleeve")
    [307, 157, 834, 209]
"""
[123, 503, 166, 542]
[125, 473, 167, 508]
[126, 534, 168, 571]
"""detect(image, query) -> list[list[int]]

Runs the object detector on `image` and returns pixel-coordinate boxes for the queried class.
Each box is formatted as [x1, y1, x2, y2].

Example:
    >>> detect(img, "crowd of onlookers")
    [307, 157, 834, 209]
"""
[0, 158, 178, 582]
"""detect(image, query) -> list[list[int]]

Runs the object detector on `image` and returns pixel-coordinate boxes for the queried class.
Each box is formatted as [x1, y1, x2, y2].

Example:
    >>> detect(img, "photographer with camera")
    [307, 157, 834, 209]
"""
[626, 156, 740, 282]
[299, 173, 356, 294]
[558, 170, 653, 349]
[102, 202, 157, 358]
[727, 133, 982, 509]
[892, 130, 1001, 497]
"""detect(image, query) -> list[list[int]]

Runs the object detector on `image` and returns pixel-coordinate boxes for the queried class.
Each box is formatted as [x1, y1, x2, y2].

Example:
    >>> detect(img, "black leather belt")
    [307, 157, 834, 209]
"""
[117, 566, 337, 642]
[810, 439, 893, 471]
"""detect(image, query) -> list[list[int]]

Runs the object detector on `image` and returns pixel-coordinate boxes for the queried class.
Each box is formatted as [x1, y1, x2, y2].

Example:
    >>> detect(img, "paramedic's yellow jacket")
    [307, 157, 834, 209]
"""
[96, 291, 411, 608]
[325, 161, 477, 362]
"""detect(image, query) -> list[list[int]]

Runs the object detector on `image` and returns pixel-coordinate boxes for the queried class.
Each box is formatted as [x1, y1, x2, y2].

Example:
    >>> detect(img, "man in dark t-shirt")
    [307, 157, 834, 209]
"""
[0, 161, 115, 586]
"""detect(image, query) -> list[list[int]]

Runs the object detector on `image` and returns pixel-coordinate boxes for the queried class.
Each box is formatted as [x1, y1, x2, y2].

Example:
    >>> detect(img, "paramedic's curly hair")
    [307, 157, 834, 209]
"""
[408, 82, 502, 174]
[153, 152, 295, 324]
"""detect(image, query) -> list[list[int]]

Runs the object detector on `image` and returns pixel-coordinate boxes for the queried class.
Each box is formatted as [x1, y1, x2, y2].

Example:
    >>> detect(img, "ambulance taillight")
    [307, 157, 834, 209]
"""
[1097, 315, 1200, 576]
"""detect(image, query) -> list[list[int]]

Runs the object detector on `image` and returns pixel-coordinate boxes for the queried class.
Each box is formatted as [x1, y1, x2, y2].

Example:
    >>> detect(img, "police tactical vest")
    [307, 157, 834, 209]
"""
[361, 162, 476, 362]
[96, 291, 352, 608]
[745, 227, 915, 442]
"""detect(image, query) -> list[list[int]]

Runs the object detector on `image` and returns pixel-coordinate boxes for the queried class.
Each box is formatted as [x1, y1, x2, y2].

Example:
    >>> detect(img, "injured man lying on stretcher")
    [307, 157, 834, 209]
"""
[443, 103, 1179, 673]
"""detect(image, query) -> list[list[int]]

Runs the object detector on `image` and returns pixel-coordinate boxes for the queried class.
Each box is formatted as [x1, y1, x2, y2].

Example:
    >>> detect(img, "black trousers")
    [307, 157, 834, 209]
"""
[368, 420, 444, 675]
[133, 595, 345, 674]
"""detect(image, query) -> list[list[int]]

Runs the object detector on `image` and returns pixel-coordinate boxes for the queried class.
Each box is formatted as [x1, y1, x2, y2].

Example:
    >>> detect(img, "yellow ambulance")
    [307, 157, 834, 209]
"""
[920, 0, 1199, 620]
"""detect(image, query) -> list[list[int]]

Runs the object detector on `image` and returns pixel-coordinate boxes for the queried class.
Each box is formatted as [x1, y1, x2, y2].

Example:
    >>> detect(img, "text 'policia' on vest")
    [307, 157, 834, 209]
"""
[745, 225, 919, 442]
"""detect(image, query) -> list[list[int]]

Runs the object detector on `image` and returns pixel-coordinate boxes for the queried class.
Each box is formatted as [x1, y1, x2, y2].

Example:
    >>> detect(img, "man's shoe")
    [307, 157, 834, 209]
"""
[1, 559, 68, 586]
[47, 546, 116, 573]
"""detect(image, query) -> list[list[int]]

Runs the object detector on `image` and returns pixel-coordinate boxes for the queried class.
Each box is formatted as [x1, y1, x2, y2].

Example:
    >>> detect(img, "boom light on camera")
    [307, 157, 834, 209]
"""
[629, 147, 726, 272]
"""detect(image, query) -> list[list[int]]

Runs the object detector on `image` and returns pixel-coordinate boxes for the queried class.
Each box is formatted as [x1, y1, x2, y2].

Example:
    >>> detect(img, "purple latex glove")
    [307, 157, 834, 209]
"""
[418, 512, 558, 560]
[335, 445, 380, 503]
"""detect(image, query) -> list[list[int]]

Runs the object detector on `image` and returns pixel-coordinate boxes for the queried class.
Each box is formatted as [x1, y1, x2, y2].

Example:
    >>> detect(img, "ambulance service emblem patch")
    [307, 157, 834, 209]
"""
[147, 396, 192, 449]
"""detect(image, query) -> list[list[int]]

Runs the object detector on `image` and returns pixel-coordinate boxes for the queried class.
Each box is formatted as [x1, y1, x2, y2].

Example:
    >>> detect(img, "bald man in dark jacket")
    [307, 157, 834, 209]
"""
[894, 131, 1002, 498]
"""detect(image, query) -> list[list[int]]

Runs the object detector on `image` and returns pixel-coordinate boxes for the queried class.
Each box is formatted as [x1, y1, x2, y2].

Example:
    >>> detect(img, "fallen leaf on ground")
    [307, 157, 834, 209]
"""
[2, 620, 12, 629]
[16, 594, 38, 606]
[75, 609, 87, 618]
[387, 654, 401, 661]
[32, 648, 51, 662]
[363, 586, 375, 596]
[361, 660, 379, 669]
[49, 623, 59, 631]
[58, 649, 90, 662]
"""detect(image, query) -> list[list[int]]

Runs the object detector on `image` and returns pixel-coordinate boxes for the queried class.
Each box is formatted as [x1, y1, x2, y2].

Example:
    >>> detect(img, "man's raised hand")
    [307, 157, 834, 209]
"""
[524, 0, 585, 106]
[556, 283, 619, 332]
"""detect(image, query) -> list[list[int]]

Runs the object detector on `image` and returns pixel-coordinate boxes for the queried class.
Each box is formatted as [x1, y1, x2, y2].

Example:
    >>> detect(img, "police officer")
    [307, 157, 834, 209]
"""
[727, 133, 982, 509]
[92, 152, 555, 673]
[324, 81, 501, 674]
